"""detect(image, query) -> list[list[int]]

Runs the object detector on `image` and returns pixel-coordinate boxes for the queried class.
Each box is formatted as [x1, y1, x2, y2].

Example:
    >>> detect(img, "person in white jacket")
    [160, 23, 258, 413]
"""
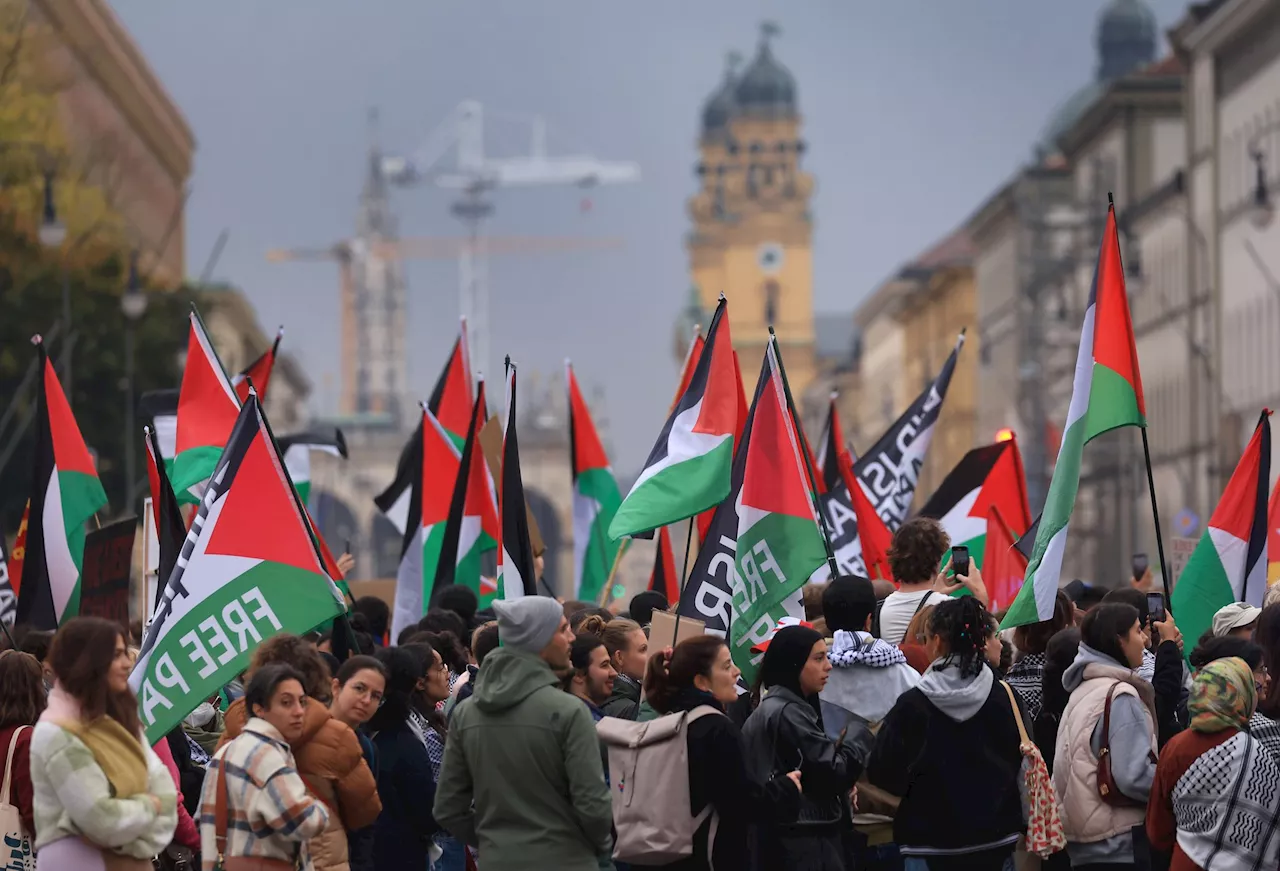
[818, 575, 920, 733]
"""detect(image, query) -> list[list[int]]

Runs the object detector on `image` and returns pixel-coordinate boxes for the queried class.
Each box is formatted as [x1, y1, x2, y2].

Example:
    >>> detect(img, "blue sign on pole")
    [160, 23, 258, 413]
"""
[1173, 507, 1200, 538]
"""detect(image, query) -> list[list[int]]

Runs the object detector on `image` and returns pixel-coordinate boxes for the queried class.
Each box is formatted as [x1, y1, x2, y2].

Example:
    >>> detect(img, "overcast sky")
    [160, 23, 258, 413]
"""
[112, 0, 1190, 475]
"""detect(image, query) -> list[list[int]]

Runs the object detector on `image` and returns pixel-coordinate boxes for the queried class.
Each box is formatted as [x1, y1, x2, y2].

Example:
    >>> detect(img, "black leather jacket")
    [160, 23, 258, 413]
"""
[741, 686, 872, 826]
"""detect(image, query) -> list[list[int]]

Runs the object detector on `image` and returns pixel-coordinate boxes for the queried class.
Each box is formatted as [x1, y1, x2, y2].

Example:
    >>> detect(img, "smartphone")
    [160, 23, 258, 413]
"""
[344, 539, 351, 554]
[1146, 591, 1166, 624]
[951, 545, 970, 578]
[1132, 552, 1149, 581]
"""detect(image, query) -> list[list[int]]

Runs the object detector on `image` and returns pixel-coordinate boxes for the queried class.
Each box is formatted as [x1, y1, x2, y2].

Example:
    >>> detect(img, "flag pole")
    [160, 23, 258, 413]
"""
[770, 329, 840, 578]
[598, 538, 631, 607]
[1139, 429, 1173, 607]
[671, 517, 696, 640]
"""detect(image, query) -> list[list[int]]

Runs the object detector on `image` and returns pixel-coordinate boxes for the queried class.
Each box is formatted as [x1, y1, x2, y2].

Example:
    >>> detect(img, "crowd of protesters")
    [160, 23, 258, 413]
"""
[0, 517, 1278, 870]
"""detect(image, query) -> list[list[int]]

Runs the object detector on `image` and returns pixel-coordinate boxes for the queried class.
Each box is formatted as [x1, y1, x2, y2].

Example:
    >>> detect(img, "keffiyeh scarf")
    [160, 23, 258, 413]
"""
[1006, 652, 1046, 720]
[1173, 730, 1280, 871]
[828, 630, 907, 668]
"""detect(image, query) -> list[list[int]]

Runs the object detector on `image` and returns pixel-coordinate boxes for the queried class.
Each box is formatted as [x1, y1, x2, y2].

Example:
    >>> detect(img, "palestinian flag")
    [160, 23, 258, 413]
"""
[145, 426, 187, 613]
[389, 407, 461, 642]
[1003, 201, 1146, 629]
[497, 361, 538, 599]
[697, 350, 751, 544]
[375, 328, 473, 533]
[231, 326, 283, 403]
[731, 340, 828, 681]
[568, 361, 622, 603]
[428, 322, 475, 447]
[434, 382, 500, 605]
[130, 390, 346, 743]
[648, 525, 677, 602]
[14, 338, 108, 630]
[611, 296, 738, 539]
[918, 437, 1032, 569]
[983, 506, 1028, 613]
[278, 428, 348, 505]
[375, 418, 424, 537]
[1173, 410, 1271, 649]
[816, 393, 848, 493]
[0, 512, 16, 625]
[172, 309, 241, 501]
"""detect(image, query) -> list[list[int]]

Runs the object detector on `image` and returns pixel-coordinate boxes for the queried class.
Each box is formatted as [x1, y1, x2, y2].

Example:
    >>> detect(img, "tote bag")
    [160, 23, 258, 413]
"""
[0, 725, 34, 871]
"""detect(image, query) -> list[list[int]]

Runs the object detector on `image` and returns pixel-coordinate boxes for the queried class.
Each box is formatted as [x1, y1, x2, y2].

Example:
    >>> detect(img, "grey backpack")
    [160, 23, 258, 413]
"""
[596, 706, 722, 867]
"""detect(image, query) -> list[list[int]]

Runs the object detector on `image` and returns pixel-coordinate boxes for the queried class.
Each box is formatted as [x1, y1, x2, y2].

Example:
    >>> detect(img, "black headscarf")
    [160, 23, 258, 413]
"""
[758, 625, 824, 699]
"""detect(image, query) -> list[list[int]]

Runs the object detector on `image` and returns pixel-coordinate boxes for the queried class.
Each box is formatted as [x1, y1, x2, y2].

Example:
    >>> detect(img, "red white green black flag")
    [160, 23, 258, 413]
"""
[172, 308, 241, 501]
[568, 361, 622, 603]
[130, 389, 345, 743]
[14, 338, 108, 630]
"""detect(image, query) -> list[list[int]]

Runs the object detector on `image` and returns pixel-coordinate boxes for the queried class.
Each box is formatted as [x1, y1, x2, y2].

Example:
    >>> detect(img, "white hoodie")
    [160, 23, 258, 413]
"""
[819, 630, 921, 733]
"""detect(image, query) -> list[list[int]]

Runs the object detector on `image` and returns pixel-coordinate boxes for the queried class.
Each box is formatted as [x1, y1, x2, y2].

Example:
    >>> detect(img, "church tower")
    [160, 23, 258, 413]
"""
[683, 23, 815, 395]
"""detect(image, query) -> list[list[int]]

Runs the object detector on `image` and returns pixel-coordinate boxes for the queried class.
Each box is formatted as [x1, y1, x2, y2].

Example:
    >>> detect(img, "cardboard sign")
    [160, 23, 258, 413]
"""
[1168, 536, 1197, 589]
[477, 417, 545, 556]
[648, 608, 706, 653]
[80, 517, 137, 627]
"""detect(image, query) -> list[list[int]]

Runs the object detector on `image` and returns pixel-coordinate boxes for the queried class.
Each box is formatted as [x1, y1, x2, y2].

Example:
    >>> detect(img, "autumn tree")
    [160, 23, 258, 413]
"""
[0, 0, 191, 532]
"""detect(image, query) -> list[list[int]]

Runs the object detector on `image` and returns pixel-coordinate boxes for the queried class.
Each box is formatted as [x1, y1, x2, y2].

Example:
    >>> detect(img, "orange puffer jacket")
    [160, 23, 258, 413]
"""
[220, 698, 381, 871]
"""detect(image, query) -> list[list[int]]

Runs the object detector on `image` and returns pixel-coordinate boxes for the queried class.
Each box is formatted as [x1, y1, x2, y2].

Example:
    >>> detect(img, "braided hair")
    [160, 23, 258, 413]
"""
[927, 595, 990, 677]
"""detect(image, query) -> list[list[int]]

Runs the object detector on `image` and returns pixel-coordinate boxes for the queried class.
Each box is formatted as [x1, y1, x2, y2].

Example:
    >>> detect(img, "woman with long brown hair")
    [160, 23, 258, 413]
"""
[0, 651, 47, 839]
[29, 617, 176, 870]
[577, 615, 649, 719]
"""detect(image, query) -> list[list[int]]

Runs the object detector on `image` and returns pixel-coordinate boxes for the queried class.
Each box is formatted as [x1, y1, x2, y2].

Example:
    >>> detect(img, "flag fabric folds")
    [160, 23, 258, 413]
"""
[278, 429, 348, 506]
[918, 437, 1033, 570]
[375, 417, 423, 537]
[983, 506, 1028, 613]
[434, 382, 500, 605]
[610, 297, 738, 540]
[390, 408, 461, 643]
[729, 340, 828, 681]
[1003, 202, 1146, 629]
[568, 362, 622, 603]
[498, 363, 539, 599]
[145, 426, 188, 613]
[172, 309, 242, 500]
[231, 327, 283, 403]
[648, 525, 678, 602]
[1173, 410, 1271, 650]
[428, 324, 475, 446]
[822, 336, 965, 576]
[14, 339, 107, 630]
[130, 390, 346, 743]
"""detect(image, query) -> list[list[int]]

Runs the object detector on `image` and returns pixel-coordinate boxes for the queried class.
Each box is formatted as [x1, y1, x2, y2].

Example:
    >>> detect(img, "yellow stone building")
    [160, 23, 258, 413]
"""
[892, 229, 979, 504]
[682, 24, 816, 395]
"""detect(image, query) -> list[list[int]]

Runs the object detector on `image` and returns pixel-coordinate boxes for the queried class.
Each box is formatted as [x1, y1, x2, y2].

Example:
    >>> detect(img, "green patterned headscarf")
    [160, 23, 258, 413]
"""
[1188, 656, 1257, 733]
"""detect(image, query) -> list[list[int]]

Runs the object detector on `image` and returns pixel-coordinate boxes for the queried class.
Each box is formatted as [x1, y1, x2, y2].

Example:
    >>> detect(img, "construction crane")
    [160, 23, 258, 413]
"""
[267, 234, 625, 417]
[380, 100, 640, 380]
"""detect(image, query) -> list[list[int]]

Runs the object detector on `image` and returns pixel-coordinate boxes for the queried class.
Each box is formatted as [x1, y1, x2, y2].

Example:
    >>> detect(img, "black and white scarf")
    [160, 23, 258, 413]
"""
[1173, 730, 1280, 871]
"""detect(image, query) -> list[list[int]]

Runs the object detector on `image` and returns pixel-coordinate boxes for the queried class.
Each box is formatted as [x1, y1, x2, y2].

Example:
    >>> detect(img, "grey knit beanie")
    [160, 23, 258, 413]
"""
[492, 597, 564, 655]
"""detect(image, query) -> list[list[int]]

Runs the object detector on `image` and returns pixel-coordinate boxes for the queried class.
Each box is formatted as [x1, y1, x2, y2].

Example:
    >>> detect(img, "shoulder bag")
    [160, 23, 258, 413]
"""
[0, 726, 34, 871]
[1096, 681, 1151, 808]
[1000, 682, 1065, 859]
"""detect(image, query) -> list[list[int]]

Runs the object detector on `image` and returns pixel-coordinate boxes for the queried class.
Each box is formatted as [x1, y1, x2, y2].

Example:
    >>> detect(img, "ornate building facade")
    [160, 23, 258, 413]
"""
[683, 24, 816, 397]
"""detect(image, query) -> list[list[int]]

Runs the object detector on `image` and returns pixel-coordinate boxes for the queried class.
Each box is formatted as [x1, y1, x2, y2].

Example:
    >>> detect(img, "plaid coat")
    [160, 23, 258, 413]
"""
[198, 717, 330, 871]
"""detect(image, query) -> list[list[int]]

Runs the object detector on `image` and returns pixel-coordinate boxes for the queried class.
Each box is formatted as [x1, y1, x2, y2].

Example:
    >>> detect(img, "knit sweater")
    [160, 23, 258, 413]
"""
[29, 689, 177, 859]
[198, 717, 330, 871]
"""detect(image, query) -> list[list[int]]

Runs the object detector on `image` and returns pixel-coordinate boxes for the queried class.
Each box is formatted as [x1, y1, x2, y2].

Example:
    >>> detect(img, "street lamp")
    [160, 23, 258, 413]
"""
[1251, 148, 1274, 230]
[37, 171, 73, 406]
[121, 250, 147, 512]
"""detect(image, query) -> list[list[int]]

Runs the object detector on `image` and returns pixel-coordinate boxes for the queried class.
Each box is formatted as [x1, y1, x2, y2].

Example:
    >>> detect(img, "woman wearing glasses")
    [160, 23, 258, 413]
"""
[217, 634, 382, 871]
[330, 655, 388, 871]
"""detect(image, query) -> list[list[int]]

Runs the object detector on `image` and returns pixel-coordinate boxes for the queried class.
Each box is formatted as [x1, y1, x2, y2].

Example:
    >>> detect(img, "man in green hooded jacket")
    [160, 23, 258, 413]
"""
[434, 596, 615, 871]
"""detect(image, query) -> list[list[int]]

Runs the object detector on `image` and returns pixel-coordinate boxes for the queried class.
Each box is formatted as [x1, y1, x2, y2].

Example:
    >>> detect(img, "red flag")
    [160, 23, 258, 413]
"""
[648, 525, 677, 602]
[7, 503, 28, 596]
[232, 327, 283, 403]
[838, 450, 894, 583]
[984, 505, 1027, 613]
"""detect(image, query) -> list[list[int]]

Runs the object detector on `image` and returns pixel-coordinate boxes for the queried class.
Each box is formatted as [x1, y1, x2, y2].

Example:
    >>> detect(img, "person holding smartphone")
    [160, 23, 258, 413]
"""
[875, 519, 989, 645]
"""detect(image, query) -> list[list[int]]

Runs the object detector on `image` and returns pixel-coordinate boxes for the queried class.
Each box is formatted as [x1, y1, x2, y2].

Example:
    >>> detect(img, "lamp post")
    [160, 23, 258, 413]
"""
[120, 250, 148, 512]
[37, 171, 71, 405]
